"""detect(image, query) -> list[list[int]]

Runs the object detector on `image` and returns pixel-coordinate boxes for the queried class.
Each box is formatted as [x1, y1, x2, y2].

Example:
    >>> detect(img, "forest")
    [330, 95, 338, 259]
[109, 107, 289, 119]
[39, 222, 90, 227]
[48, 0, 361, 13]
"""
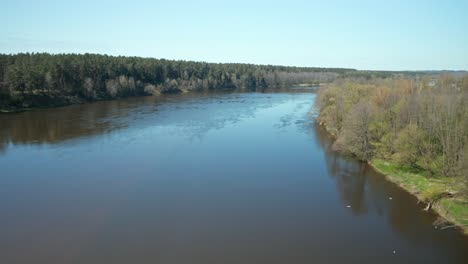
[0, 53, 352, 110]
[316, 74, 468, 228]
[317, 75, 468, 178]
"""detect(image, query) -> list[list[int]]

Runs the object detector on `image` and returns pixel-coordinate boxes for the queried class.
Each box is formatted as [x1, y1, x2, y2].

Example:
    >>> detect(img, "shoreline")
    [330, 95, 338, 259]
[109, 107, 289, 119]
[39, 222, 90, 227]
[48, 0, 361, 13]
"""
[318, 122, 468, 235]
[370, 160, 468, 235]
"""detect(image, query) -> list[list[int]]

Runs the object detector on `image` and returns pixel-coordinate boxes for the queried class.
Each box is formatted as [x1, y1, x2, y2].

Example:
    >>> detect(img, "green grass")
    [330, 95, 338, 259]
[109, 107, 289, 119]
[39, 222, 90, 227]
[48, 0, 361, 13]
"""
[371, 159, 468, 234]
[371, 159, 437, 195]
[439, 199, 468, 228]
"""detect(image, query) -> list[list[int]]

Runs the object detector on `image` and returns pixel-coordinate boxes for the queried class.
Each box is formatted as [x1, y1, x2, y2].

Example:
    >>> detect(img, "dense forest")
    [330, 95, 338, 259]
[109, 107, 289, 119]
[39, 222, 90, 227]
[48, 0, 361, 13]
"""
[0, 53, 353, 110]
[317, 75, 468, 178]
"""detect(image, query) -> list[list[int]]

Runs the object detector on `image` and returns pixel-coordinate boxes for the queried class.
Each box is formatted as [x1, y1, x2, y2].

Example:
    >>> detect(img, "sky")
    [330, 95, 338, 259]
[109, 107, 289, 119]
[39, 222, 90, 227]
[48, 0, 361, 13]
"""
[1, 0, 467, 71]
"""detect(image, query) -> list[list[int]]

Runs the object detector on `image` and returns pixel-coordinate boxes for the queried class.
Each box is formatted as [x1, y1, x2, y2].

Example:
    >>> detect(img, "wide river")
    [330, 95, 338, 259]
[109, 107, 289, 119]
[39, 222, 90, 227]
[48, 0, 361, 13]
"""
[0, 90, 467, 263]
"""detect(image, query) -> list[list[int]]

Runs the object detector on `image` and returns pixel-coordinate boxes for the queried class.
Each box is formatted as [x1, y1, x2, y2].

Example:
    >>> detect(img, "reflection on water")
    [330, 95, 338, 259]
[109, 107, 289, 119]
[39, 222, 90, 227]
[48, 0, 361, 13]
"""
[314, 123, 370, 215]
[0, 89, 303, 152]
[0, 90, 467, 264]
[315, 123, 468, 257]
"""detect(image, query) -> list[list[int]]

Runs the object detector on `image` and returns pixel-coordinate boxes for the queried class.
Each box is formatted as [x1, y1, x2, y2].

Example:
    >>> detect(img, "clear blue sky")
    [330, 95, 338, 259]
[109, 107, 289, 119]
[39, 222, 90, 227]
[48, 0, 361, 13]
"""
[1, 0, 467, 70]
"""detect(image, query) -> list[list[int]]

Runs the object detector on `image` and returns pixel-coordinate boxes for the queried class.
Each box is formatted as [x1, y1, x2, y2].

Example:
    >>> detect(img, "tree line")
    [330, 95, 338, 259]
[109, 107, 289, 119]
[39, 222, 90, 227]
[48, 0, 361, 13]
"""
[316, 74, 468, 179]
[0, 53, 352, 109]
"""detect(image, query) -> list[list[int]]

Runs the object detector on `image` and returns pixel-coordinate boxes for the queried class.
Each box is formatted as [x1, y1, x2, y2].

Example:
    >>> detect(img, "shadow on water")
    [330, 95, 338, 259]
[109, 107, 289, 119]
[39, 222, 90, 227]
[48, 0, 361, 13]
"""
[313, 122, 468, 259]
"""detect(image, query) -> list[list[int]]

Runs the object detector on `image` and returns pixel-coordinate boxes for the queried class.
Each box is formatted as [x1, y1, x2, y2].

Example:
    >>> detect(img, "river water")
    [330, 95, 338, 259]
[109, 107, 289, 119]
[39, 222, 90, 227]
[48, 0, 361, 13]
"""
[0, 90, 467, 263]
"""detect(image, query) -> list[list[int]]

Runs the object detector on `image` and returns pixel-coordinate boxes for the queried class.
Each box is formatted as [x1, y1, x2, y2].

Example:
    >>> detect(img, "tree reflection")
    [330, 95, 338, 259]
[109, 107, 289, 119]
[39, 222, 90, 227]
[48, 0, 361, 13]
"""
[313, 122, 368, 215]
[0, 100, 126, 147]
[313, 121, 468, 253]
[0, 90, 301, 153]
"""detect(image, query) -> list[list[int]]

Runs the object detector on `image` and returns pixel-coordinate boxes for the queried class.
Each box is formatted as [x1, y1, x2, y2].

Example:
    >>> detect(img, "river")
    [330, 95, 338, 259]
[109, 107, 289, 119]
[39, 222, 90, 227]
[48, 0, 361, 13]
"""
[0, 90, 467, 263]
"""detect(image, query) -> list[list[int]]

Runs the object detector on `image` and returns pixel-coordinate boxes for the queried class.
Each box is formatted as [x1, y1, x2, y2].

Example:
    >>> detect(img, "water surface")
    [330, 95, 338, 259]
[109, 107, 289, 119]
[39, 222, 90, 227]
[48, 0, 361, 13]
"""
[1, 91, 467, 263]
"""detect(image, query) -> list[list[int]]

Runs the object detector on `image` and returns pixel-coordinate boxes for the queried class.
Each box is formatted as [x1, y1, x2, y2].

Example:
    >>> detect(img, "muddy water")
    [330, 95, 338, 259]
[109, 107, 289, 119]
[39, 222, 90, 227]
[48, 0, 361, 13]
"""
[0, 90, 467, 263]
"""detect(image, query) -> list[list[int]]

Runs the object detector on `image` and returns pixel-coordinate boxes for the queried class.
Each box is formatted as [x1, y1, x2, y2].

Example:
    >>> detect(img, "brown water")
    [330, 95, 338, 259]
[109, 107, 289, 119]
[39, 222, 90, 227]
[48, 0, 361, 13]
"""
[0, 90, 467, 264]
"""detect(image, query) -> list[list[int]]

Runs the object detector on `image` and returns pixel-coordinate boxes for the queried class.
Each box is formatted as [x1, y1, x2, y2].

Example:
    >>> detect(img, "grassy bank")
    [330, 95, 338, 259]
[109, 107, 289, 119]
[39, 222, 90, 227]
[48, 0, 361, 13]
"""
[371, 159, 468, 234]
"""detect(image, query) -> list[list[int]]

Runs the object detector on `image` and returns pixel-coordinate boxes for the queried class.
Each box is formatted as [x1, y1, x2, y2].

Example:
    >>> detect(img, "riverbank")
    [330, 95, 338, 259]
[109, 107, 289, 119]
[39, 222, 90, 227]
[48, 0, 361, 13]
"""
[0, 88, 199, 113]
[318, 120, 468, 235]
[370, 159, 468, 234]
[315, 77, 467, 235]
[0, 89, 166, 113]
